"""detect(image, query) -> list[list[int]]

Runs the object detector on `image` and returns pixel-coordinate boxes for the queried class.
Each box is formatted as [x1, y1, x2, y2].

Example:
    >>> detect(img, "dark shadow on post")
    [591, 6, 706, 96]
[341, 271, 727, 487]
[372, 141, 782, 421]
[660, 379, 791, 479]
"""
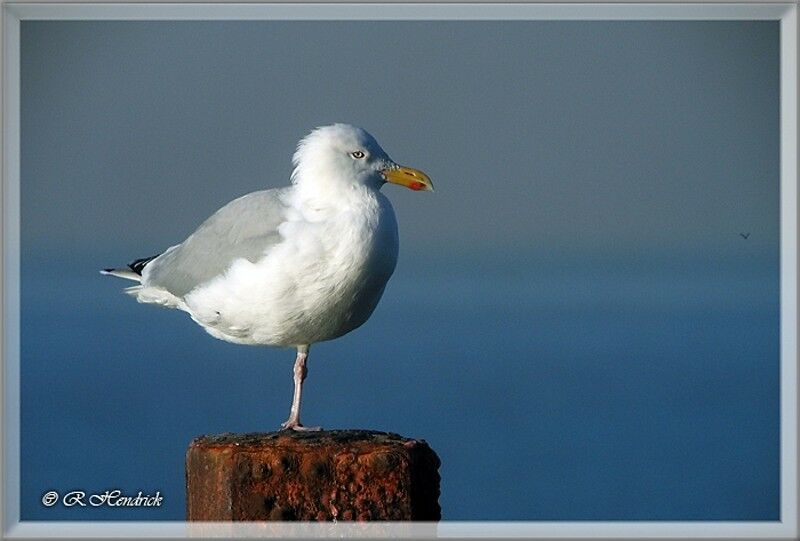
[186, 430, 441, 521]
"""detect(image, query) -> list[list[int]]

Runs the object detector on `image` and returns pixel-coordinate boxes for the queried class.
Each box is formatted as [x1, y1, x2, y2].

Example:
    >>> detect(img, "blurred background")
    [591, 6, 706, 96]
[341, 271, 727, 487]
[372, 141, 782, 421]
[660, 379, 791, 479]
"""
[20, 20, 779, 520]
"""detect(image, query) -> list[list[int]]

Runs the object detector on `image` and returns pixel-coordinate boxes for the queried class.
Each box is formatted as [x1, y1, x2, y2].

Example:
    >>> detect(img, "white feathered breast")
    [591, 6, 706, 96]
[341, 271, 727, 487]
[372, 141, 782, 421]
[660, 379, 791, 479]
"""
[182, 188, 399, 347]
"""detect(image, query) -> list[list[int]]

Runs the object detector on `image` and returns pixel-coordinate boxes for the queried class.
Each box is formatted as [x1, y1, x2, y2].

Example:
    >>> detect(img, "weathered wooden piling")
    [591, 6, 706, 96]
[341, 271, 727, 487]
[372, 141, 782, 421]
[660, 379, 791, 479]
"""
[186, 430, 441, 521]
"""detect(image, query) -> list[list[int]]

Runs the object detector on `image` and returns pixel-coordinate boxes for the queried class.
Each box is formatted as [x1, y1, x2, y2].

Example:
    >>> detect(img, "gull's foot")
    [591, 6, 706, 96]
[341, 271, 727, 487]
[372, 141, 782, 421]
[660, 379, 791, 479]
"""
[280, 420, 322, 432]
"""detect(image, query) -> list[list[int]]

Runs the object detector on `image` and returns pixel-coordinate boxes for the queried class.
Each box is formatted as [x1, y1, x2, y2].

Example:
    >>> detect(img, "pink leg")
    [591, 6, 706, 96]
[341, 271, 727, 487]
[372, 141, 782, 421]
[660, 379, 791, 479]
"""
[281, 345, 321, 431]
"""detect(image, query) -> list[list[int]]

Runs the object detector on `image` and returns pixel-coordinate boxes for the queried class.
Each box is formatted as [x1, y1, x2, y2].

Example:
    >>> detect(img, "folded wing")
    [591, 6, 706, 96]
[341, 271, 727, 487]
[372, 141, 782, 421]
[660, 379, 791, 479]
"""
[141, 188, 290, 298]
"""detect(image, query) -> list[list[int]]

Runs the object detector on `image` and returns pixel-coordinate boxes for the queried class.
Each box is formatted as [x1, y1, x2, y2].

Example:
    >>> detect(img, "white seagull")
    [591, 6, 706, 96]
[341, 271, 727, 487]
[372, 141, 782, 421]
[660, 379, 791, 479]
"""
[102, 124, 433, 430]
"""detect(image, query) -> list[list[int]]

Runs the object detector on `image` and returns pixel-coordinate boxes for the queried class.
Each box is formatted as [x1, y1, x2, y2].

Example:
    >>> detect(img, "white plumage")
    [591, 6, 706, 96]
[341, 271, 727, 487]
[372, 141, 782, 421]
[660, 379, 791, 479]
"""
[102, 124, 433, 430]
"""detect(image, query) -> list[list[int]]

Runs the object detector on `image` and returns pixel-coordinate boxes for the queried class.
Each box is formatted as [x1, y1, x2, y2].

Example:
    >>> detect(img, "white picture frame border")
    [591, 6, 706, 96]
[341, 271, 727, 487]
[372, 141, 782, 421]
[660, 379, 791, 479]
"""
[1, 2, 796, 539]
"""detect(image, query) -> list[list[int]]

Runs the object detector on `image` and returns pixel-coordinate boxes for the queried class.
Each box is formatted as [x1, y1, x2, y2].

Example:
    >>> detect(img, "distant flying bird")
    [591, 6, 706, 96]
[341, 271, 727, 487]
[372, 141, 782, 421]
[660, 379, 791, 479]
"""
[740, 232, 750, 239]
[102, 124, 433, 430]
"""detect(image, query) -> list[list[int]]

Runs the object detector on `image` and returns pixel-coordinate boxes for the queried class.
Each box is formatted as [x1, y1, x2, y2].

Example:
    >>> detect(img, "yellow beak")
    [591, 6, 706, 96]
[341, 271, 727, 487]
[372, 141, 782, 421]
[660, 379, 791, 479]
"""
[381, 164, 434, 192]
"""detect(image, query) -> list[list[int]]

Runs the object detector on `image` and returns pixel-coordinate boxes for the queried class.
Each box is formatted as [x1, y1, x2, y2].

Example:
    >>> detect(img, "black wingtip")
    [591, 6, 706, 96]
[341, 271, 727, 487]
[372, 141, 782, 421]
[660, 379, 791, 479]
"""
[127, 254, 160, 275]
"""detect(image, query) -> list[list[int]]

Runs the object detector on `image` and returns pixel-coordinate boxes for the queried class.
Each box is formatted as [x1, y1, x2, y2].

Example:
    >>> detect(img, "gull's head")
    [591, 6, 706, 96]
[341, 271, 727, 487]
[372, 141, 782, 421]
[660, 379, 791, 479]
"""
[291, 124, 433, 193]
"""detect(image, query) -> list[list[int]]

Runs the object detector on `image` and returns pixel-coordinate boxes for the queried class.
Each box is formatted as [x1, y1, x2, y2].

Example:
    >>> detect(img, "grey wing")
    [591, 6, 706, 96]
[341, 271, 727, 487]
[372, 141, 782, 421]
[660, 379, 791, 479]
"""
[142, 188, 290, 297]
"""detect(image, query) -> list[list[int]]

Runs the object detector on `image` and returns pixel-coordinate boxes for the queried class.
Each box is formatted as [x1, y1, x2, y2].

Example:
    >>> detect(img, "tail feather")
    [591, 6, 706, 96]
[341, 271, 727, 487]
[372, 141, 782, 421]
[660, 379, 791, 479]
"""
[101, 253, 161, 282]
[100, 268, 141, 282]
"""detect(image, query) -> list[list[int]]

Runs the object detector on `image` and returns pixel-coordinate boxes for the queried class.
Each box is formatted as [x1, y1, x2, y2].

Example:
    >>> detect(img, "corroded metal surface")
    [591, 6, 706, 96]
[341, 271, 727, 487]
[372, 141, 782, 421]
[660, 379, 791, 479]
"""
[186, 430, 441, 521]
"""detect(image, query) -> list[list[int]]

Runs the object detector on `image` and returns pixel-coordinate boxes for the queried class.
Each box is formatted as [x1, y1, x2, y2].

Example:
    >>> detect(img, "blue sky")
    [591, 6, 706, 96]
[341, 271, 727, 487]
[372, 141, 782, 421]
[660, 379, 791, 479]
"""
[21, 21, 778, 261]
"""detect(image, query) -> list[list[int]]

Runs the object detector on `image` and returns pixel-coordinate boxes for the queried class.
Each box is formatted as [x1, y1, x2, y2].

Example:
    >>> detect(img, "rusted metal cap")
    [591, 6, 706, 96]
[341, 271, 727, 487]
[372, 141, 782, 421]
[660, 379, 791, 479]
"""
[186, 430, 441, 521]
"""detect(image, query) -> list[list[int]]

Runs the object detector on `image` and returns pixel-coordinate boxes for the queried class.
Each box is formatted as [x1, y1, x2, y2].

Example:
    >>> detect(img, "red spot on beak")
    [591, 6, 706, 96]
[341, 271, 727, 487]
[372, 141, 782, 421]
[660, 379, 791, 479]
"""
[409, 181, 425, 191]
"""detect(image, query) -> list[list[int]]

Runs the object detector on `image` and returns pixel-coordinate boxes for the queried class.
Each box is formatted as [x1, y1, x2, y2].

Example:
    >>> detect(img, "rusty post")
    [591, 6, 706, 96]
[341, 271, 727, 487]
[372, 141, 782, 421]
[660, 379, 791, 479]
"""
[185, 430, 441, 521]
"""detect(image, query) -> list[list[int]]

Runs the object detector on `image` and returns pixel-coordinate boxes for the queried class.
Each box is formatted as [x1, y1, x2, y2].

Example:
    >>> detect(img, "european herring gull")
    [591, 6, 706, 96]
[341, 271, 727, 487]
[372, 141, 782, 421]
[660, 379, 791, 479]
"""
[102, 124, 433, 430]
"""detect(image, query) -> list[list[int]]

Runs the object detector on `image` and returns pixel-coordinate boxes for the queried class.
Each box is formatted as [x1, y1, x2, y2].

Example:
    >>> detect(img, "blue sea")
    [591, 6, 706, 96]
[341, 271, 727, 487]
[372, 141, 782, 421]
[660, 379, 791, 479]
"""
[20, 249, 780, 521]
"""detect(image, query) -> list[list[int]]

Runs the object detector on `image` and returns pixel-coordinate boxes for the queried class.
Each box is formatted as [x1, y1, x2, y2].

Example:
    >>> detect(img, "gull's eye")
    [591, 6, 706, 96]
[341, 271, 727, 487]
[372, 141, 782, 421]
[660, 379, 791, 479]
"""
[350, 150, 366, 159]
